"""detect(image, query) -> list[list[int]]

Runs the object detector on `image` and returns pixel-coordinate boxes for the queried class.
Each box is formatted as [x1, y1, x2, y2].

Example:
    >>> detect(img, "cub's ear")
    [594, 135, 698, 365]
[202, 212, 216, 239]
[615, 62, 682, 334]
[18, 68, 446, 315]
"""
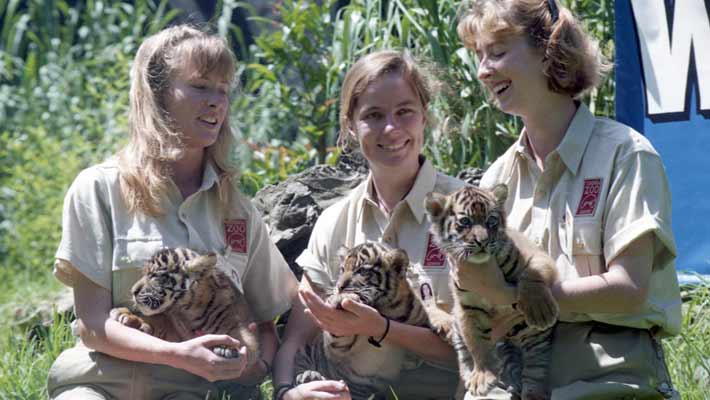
[384, 248, 410, 276]
[337, 246, 350, 263]
[424, 192, 447, 220]
[186, 253, 217, 275]
[491, 184, 508, 207]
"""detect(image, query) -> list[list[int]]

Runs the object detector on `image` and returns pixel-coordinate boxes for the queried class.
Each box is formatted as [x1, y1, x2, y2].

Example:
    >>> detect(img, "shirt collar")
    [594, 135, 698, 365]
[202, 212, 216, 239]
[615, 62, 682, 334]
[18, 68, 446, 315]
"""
[556, 102, 595, 175]
[405, 157, 437, 224]
[357, 157, 437, 225]
[199, 160, 221, 192]
[514, 102, 595, 176]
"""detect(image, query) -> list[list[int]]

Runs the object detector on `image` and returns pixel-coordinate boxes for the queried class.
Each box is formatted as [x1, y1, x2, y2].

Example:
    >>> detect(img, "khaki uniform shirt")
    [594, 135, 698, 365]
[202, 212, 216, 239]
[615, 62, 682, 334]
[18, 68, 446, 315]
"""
[296, 158, 465, 310]
[480, 103, 681, 336]
[54, 159, 297, 322]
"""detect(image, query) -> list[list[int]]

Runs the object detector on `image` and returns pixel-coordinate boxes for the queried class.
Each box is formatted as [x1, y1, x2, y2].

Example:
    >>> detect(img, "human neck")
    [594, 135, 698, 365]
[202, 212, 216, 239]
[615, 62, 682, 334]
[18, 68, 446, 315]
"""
[169, 148, 206, 199]
[370, 159, 420, 214]
[521, 96, 577, 169]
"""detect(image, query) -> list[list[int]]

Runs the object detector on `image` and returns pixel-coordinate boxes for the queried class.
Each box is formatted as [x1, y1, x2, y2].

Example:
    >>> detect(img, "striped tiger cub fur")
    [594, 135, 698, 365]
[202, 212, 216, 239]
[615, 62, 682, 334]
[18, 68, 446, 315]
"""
[294, 242, 451, 400]
[424, 185, 559, 400]
[110, 248, 260, 365]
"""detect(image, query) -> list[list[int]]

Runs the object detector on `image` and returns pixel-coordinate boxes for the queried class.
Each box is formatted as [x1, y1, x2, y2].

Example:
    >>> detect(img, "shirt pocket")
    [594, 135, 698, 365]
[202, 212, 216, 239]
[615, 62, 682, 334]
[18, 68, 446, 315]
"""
[219, 249, 249, 294]
[113, 237, 165, 306]
[571, 220, 605, 277]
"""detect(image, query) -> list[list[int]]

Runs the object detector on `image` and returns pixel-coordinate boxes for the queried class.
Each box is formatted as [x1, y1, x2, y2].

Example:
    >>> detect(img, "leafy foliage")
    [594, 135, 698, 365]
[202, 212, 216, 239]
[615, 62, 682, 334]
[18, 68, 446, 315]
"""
[0, 0, 704, 399]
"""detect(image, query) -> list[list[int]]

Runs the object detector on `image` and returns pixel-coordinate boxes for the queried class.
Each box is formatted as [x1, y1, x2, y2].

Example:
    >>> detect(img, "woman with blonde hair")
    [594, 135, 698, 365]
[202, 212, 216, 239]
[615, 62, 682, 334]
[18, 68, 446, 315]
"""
[271, 50, 464, 400]
[47, 25, 298, 399]
[454, 0, 681, 398]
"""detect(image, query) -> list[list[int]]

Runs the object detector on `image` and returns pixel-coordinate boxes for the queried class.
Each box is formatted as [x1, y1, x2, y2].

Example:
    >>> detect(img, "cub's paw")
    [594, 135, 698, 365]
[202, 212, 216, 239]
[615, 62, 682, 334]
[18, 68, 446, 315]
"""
[296, 370, 326, 384]
[426, 306, 454, 341]
[212, 346, 240, 359]
[516, 282, 558, 330]
[467, 367, 498, 396]
[109, 307, 153, 334]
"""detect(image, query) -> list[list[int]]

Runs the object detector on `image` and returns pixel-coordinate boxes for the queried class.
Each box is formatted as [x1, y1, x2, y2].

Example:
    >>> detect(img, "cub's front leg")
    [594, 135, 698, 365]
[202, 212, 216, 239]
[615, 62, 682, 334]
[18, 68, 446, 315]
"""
[517, 254, 559, 330]
[424, 304, 455, 341]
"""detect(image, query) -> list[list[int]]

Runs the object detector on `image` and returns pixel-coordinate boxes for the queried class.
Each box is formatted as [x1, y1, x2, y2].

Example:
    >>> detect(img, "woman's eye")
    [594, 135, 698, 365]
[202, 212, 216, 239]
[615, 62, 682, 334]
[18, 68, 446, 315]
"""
[398, 108, 414, 116]
[364, 112, 381, 120]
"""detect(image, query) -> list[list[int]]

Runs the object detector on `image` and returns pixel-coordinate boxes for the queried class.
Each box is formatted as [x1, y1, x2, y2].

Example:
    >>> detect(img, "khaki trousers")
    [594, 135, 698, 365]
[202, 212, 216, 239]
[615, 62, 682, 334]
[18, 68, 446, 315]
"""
[47, 342, 259, 400]
[464, 322, 679, 400]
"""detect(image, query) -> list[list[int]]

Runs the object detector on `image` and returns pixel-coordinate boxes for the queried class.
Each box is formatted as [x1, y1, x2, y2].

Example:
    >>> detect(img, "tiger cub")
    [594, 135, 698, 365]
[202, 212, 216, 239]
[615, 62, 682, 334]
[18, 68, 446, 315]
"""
[424, 185, 559, 400]
[294, 242, 451, 400]
[110, 248, 260, 365]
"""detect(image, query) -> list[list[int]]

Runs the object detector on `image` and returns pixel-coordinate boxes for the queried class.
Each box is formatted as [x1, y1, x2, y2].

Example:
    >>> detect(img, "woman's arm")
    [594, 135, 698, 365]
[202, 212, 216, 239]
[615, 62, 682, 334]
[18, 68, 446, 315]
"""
[300, 285, 456, 365]
[73, 270, 249, 382]
[273, 278, 351, 400]
[552, 232, 653, 314]
[454, 233, 654, 315]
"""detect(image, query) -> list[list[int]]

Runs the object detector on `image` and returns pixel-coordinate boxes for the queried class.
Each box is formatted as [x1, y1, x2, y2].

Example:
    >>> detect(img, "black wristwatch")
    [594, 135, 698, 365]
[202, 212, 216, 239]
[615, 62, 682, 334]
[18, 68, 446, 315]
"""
[273, 382, 294, 400]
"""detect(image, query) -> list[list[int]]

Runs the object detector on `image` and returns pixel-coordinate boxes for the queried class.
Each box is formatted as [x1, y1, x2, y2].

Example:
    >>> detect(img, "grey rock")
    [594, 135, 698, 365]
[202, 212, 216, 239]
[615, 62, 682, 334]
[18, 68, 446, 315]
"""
[253, 153, 368, 276]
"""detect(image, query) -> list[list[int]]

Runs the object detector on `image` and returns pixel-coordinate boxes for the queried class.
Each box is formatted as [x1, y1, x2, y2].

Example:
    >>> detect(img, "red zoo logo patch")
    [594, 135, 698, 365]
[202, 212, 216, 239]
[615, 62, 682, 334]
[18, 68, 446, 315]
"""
[224, 219, 247, 253]
[576, 178, 602, 216]
[424, 234, 446, 268]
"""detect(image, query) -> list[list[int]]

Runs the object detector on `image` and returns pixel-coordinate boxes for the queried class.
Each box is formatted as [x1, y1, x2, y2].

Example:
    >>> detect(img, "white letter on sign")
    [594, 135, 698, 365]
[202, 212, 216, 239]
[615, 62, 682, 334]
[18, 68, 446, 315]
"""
[631, 0, 710, 114]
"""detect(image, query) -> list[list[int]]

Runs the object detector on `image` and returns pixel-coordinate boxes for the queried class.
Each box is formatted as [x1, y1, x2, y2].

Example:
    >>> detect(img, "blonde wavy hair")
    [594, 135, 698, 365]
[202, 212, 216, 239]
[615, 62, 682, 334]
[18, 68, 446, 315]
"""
[457, 0, 609, 98]
[118, 25, 238, 216]
[337, 50, 433, 151]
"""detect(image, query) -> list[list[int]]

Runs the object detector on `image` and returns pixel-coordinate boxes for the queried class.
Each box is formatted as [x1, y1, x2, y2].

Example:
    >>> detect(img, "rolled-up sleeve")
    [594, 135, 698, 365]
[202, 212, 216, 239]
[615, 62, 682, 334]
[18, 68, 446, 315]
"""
[54, 167, 113, 290]
[242, 204, 298, 322]
[603, 150, 676, 270]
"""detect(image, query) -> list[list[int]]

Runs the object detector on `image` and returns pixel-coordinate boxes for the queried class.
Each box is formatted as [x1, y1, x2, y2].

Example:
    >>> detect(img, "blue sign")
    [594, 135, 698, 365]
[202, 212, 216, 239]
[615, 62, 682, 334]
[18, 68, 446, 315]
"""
[615, 0, 710, 279]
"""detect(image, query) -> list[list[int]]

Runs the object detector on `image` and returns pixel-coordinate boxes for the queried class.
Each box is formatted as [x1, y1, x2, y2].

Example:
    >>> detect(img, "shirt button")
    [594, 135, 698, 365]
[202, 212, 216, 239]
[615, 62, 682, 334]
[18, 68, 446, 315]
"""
[534, 238, 542, 246]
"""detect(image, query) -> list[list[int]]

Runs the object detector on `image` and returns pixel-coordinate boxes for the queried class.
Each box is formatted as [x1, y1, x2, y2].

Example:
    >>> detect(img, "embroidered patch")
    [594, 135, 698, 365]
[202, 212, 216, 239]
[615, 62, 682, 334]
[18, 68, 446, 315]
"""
[424, 234, 446, 268]
[576, 178, 602, 216]
[224, 219, 247, 253]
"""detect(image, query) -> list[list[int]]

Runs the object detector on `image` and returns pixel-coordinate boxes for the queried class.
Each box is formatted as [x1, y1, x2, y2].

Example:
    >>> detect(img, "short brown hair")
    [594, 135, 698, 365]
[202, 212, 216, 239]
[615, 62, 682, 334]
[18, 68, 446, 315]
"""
[457, 0, 608, 98]
[338, 50, 432, 150]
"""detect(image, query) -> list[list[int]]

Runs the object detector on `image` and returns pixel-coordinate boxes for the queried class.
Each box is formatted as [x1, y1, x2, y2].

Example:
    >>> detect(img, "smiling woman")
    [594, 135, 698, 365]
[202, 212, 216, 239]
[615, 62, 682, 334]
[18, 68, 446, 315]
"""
[272, 50, 465, 400]
[46, 25, 298, 400]
[455, 1, 681, 399]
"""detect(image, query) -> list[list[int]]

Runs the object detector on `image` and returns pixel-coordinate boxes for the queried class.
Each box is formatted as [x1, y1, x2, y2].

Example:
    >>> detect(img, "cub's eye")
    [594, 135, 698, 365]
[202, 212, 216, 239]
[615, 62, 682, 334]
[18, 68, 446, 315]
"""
[457, 216, 473, 229]
[486, 215, 499, 228]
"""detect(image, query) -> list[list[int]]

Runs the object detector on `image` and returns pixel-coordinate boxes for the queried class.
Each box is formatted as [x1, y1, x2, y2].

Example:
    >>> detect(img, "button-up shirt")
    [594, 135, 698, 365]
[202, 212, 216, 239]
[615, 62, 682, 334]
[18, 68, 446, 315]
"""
[296, 158, 465, 309]
[481, 103, 681, 336]
[54, 159, 297, 322]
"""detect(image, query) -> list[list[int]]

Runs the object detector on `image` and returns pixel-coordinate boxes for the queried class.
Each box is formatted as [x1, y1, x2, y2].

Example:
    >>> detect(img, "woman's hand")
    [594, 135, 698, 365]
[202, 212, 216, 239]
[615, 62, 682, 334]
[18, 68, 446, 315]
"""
[168, 334, 248, 382]
[299, 288, 386, 338]
[451, 256, 517, 305]
[283, 380, 351, 400]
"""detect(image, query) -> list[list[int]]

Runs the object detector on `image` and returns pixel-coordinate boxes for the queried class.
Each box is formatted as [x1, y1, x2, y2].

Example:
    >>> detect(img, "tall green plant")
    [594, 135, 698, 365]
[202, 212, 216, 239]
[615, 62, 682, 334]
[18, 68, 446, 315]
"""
[0, 0, 178, 285]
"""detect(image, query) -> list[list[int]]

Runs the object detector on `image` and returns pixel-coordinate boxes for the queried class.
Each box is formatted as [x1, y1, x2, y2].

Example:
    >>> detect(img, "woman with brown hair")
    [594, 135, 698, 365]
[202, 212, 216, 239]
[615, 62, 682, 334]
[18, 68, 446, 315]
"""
[455, 1, 681, 398]
[271, 50, 464, 400]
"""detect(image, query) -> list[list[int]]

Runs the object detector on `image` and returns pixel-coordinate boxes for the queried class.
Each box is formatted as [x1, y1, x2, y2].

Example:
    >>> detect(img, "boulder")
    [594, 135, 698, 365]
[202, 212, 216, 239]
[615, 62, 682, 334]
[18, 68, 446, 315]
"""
[252, 152, 368, 277]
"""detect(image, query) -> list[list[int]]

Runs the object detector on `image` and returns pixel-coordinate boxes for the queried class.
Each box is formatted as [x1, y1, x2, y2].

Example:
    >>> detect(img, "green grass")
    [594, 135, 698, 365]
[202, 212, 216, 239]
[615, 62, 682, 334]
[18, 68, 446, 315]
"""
[1, 280, 708, 399]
